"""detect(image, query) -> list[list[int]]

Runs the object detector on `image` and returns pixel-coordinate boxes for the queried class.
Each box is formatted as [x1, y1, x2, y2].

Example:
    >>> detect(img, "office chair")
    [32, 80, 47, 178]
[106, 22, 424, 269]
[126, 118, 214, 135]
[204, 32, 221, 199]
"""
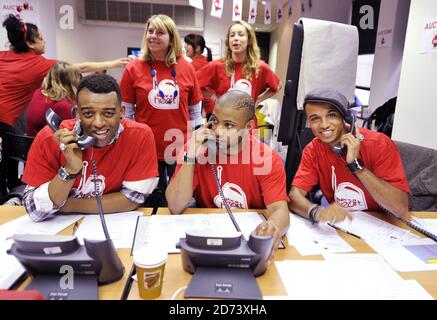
[2, 131, 35, 163]
[0, 132, 35, 205]
[395, 140, 437, 211]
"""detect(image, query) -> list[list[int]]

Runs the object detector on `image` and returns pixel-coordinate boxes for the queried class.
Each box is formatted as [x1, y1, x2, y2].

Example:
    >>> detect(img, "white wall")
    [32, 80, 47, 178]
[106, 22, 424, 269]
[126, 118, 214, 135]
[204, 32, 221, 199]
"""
[55, 0, 145, 81]
[202, 0, 233, 59]
[367, 0, 410, 113]
[392, 0, 437, 150]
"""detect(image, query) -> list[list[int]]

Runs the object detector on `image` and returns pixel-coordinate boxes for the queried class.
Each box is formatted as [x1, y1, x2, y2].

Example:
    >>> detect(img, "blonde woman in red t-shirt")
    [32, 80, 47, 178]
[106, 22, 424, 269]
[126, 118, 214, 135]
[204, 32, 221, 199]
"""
[26, 62, 81, 136]
[196, 21, 280, 120]
[120, 15, 203, 205]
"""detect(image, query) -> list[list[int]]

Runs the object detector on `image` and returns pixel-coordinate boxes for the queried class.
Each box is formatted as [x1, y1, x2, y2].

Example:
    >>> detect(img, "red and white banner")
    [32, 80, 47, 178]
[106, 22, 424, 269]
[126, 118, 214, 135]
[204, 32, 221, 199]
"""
[189, 0, 203, 10]
[276, 4, 284, 23]
[248, 0, 258, 25]
[288, 0, 294, 19]
[232, 0, 243, 21]
[264, 1, 272, 25]
[210, 0, 224, 18]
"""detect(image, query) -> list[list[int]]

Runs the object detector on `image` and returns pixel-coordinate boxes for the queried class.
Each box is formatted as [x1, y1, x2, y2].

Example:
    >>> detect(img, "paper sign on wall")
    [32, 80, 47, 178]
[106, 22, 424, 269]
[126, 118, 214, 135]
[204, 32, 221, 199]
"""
[232, 0, 243, 21]
[248, 0, 258, 24]
[420, 18, 437, 54]
[376, 28, 393, 48]
[264, 1, 272, 25]
[276, 4, 284, 23]
[288, 0, 294, 19]
[210, 0, 224, 18]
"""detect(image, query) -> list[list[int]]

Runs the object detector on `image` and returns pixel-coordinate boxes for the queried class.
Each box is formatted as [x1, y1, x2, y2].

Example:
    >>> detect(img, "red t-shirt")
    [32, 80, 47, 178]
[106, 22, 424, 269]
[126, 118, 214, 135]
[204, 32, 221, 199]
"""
[196, 59, 280, 120]
[191, 55, 209, 71]
[0, 51, 56, 126]
[173, 134, 288, 209]
[120, 57, 202, 160]
[292, 128, 410, 211]
[23, 119, 158, 197]
[26, 89, 74, 136]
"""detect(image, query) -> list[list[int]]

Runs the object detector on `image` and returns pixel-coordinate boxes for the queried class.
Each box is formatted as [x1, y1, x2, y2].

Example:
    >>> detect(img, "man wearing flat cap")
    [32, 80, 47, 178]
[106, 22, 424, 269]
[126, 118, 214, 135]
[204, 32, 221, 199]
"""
[288, 87, 410, 224]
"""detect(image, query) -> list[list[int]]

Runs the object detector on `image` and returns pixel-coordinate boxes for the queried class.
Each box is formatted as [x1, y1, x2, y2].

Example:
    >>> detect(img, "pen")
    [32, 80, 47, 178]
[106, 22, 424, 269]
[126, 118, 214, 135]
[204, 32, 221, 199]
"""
[327, 223, 362, 239]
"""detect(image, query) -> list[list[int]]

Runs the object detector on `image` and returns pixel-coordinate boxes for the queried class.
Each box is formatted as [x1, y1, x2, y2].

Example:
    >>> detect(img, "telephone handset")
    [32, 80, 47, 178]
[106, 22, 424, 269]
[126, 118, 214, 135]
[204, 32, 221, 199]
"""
[45, 108, 97, 149]
[204, 114, 217, 158]
[331, 111, 357, 156]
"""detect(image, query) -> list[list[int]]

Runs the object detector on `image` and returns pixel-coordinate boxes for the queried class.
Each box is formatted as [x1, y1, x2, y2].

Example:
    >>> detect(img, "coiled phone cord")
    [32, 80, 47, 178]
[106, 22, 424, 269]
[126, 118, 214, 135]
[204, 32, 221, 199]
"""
[210, 163, 244, 238]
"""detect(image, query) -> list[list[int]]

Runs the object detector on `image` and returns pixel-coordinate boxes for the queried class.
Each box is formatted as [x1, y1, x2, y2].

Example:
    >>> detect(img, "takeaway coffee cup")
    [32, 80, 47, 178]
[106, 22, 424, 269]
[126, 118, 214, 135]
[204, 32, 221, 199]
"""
[133, 247, 168, 299]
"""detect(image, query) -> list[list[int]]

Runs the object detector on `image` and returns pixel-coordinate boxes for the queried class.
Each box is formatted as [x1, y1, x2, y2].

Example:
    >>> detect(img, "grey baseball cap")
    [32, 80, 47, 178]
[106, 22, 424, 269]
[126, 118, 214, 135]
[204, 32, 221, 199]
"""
[303, 88, 349, 117]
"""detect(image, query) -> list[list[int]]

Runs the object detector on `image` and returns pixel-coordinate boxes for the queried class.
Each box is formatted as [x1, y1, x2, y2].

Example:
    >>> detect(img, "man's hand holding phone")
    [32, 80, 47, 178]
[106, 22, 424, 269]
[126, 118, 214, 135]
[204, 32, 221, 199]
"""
[53, 129, 83, 175]
[187, 120, 216, 161]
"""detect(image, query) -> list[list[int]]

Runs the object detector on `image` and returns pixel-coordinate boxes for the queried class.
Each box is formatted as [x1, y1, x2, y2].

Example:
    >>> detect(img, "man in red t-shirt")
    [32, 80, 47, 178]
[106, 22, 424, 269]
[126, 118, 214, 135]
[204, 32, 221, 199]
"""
[22, 74, 158, 222]
[166, 90, 289, 262]
[289, 88, 410, 225]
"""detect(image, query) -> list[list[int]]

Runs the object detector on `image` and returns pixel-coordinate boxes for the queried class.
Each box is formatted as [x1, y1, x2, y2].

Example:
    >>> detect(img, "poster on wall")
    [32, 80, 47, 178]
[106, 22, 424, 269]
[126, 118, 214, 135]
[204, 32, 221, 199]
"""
[232, 0, 242, 21]
[248, 0, 258, 24]
[420, 17, 437, 54]
[376, 28, 393, 48]
[210, 0, 224, 18]
[0, 0, 40, 50]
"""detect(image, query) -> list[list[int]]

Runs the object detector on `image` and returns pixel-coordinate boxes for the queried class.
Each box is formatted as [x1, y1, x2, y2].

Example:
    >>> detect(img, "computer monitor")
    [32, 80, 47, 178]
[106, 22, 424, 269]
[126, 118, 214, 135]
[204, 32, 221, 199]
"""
[127, 47, 142, 57]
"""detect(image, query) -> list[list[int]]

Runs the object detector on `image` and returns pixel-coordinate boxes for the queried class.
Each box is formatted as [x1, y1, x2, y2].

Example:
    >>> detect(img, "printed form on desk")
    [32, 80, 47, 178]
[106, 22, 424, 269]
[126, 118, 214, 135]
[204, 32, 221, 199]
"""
[287, 214, 354, 256]
[132, 211, 266, 254]
[332, 211, 420, 242]
[74, 211, 143, 249]
[275, 254, 433, 300]
[0, 213, 84, 289]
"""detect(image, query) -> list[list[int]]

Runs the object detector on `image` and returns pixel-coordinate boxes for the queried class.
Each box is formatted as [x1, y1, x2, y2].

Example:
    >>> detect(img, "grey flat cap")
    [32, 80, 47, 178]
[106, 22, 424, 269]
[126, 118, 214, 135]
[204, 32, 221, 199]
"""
[303, 88, 349, 117]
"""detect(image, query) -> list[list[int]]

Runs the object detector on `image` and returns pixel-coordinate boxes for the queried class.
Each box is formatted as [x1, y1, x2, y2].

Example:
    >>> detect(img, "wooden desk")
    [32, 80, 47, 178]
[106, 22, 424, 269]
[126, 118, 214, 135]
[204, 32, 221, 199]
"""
[0, 206, 153, 300]
[2, 206, 437, 299]
[127, 208, 437, 300]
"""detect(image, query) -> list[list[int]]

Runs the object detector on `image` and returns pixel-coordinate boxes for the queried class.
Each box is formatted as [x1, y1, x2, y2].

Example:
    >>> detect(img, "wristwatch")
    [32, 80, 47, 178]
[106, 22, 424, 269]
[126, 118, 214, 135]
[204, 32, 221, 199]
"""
[182, 151, 196, 164]
[58, 166, 80, 181]
[347, 158, 365, 173]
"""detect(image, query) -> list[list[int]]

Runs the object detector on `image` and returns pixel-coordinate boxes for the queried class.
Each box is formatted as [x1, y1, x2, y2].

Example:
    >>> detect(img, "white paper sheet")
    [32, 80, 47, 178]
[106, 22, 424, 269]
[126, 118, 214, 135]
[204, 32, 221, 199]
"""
[74, 211, 142, 248]
[366, 237, 437, 272]
[411, 217, 437, 235]
[0, 214, 83, 241]
[137, 212, 264, 254]
[0, 213, 83, 289]
[275, 254, 433, 300]
[333, 211, 421, 242]
[0, 239, 25, 289]
[287, 214, 354, 256]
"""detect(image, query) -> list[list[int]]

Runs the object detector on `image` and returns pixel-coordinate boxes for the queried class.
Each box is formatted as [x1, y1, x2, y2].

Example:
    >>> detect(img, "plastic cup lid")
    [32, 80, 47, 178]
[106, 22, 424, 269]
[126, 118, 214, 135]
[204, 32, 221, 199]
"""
[133, 247, 168, 269]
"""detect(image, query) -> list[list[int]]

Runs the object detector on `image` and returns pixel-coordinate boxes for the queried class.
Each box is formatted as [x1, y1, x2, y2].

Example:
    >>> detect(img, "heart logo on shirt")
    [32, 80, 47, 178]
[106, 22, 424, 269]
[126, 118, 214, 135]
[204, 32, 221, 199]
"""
[213, 182, 248, 209]
[148, 79, 180, 110]
[233, 79, 252, 96]
[334, 182, 368, 210]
